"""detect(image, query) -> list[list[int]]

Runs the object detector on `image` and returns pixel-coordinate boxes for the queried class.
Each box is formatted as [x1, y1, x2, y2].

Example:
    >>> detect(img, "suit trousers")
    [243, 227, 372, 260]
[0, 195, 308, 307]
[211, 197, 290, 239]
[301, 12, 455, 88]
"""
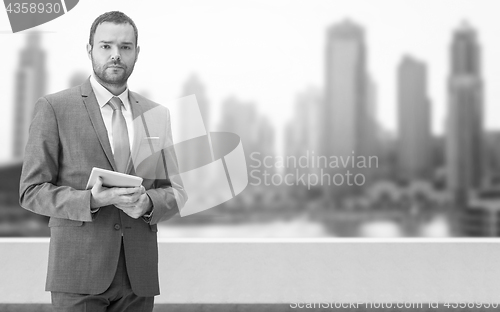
[51, 240, 154, 312]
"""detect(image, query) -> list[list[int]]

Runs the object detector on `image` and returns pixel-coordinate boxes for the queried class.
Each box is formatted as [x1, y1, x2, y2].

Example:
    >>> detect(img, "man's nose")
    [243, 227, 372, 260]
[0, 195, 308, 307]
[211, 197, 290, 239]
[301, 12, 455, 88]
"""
[110, 47, 121, 62]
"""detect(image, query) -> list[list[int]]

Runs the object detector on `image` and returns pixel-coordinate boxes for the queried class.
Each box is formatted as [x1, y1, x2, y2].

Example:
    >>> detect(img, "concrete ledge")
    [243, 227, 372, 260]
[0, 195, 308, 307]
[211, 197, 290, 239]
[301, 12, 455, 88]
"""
[1, 238, 500, 304]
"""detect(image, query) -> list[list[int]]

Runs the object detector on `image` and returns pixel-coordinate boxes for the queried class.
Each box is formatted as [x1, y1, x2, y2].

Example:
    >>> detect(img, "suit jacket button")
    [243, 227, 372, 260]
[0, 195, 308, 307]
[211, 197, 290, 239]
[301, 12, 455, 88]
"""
[114, 224, 121, 230]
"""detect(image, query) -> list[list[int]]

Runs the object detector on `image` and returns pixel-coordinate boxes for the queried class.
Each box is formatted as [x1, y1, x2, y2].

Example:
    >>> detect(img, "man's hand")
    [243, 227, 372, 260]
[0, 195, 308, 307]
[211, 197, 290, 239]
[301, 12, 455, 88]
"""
[115, 193, 153, 219]
[90, 176, 144, 209]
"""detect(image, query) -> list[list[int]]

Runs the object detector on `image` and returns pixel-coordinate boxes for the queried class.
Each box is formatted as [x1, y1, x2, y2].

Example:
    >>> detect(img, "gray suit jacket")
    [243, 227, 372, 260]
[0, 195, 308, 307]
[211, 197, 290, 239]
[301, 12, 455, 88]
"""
[19, 78, 187, 296]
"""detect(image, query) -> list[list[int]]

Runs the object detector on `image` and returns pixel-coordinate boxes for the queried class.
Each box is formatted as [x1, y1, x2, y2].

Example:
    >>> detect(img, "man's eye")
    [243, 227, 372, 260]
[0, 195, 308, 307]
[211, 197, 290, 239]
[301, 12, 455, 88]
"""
[121, 46, 131, 50]
[101, 45, 110, 49]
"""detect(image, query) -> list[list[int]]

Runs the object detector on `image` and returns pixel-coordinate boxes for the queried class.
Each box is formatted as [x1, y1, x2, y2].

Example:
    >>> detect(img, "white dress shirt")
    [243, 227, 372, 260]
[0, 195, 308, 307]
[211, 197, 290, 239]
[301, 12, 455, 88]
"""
[88, 76, 153, 221]
[89, 75, 135, 154]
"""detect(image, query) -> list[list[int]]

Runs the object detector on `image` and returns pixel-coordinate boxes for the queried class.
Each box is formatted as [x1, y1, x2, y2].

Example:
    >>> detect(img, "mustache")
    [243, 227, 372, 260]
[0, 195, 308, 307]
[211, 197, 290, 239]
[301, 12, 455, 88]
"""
[106, 61, 127, 69]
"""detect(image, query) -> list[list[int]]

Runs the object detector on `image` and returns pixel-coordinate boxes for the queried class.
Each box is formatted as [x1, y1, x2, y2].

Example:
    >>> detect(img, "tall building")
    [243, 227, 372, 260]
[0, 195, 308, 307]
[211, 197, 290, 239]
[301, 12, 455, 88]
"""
[181, 74, 210, 131]
[218, 97, 258, 158]
[284, 87, 322, 177]
[484, 131, 500, 185]
[364, 75, 379, 181]
[255, 115, 275, 161]
[397, 56, 432, 182]
[323, 20, 373, 196]
[218, 97, 275, 182]
[12, 33, 46, 159]
[218, 97, 258, 151]
[177, 74, 212, 173]
[446, 22, 484, 204]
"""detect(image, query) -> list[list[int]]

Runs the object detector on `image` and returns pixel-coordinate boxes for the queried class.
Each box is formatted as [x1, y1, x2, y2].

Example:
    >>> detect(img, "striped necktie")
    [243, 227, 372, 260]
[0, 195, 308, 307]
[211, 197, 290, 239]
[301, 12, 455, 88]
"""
[108, 96, 131, 173]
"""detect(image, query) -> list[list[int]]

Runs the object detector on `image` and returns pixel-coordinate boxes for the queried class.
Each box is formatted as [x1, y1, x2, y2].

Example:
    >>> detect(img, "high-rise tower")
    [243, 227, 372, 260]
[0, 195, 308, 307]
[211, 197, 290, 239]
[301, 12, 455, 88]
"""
[324, 20, 368, 159]
[397, 56, 432, 181]
[323, 20, 373, 197]
[12, 33, 46, 159]
[446, 22, 483, 204]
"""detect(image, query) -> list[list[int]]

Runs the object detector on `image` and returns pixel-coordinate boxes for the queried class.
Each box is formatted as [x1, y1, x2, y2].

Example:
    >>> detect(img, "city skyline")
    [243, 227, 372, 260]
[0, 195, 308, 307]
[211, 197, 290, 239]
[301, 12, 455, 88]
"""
[2, 1, 500, 163]
[3, 2, 500, 239]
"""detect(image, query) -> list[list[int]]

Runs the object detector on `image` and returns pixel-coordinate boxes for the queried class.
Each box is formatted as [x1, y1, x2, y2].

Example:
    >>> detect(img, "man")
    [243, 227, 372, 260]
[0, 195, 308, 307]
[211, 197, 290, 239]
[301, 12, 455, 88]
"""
[19, 11, 187, 311]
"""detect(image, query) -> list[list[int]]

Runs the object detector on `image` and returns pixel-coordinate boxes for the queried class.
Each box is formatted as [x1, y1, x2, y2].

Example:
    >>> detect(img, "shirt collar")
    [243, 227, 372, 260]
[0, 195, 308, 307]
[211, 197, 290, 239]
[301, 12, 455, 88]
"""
[89, 74, 131, 111]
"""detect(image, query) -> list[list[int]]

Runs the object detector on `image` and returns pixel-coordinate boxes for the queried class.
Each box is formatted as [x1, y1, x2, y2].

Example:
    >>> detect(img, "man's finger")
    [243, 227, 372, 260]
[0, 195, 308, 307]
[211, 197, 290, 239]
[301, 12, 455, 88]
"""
[114, 186, 142, 196]
[119, 192, 141, 202]
[123, 196, 140, 205]
[92, 176, 103, 191]
[116, 196, 140, 206]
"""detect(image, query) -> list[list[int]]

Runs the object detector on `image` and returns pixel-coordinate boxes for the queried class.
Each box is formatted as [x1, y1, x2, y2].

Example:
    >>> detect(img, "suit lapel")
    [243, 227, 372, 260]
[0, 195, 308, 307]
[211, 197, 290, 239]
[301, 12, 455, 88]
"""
[80, 79, 118, 171]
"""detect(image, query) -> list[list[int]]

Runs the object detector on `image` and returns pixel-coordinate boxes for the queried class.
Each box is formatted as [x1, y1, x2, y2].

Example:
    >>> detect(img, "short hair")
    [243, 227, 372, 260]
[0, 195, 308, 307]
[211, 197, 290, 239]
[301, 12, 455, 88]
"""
[89, 11, 138, 47]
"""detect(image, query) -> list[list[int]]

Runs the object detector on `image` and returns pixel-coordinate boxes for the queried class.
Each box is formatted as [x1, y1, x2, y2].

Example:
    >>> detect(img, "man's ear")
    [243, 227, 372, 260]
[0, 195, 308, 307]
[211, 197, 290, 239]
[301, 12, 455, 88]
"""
[135, 45, 140, 62]
[86, 43, 92, 60]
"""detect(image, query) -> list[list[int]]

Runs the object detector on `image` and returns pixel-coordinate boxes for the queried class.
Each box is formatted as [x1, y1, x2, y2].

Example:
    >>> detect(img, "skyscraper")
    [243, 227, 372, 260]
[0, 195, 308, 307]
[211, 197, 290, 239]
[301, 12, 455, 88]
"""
[218, 97, 275, 183]
[12, 33, 46, 159]
[484, 131, 500, 184]
[397, 56, 432, 182]
[181, 74, 210, 131]
[285, 87, 322, 177]
[446, 22, 483, 204]
[177, 74, 212, 173]
[324, 20, 368, 158]
[219, 97, 258, 161]
[323, 20, 372, 196]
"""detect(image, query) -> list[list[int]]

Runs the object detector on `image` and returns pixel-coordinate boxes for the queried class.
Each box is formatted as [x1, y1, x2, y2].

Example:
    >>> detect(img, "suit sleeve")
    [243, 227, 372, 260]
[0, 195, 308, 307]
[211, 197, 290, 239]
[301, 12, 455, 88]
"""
[19, 97, 93, 222]
[145, 108, 188, 224]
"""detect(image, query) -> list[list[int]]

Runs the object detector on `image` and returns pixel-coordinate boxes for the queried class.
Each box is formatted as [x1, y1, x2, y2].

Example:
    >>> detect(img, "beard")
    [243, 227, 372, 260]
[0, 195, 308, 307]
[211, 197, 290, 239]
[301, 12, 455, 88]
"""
[91, 56, 135, 86]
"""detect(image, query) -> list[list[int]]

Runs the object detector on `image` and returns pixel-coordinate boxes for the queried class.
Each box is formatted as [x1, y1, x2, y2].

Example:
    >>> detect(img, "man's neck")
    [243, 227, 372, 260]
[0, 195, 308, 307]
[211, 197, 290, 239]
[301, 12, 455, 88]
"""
[94, 75, 127, 96]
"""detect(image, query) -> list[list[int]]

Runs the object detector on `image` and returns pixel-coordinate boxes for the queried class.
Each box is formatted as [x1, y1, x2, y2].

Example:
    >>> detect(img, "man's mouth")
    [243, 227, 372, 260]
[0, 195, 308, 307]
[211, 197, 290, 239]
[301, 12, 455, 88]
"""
[107, 63, 125, 69]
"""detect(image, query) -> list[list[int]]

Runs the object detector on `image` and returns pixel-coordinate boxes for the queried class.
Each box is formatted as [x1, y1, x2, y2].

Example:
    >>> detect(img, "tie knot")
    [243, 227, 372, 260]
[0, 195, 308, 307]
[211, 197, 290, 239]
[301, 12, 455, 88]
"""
[108, 97, 123, 111]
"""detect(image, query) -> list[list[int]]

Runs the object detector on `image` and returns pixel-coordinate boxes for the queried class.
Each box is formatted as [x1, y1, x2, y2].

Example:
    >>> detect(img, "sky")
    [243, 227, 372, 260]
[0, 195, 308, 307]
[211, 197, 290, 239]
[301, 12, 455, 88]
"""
[1, 0, 500, 163]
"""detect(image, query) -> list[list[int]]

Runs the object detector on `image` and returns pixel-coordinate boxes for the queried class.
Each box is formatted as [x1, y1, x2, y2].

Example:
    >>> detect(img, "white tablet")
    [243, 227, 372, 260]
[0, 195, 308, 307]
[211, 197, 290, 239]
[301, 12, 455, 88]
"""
[85, 167, 143, 189]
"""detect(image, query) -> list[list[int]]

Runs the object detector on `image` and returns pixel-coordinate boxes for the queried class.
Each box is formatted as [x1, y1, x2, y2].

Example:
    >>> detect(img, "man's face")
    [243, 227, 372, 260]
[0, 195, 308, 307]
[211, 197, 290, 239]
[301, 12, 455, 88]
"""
[87, 22, 140, 86]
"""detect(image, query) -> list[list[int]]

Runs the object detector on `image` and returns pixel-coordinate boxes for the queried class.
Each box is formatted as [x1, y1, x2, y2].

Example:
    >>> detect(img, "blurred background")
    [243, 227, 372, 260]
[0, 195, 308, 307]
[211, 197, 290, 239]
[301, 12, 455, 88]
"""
[1, 0, 500, 238]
